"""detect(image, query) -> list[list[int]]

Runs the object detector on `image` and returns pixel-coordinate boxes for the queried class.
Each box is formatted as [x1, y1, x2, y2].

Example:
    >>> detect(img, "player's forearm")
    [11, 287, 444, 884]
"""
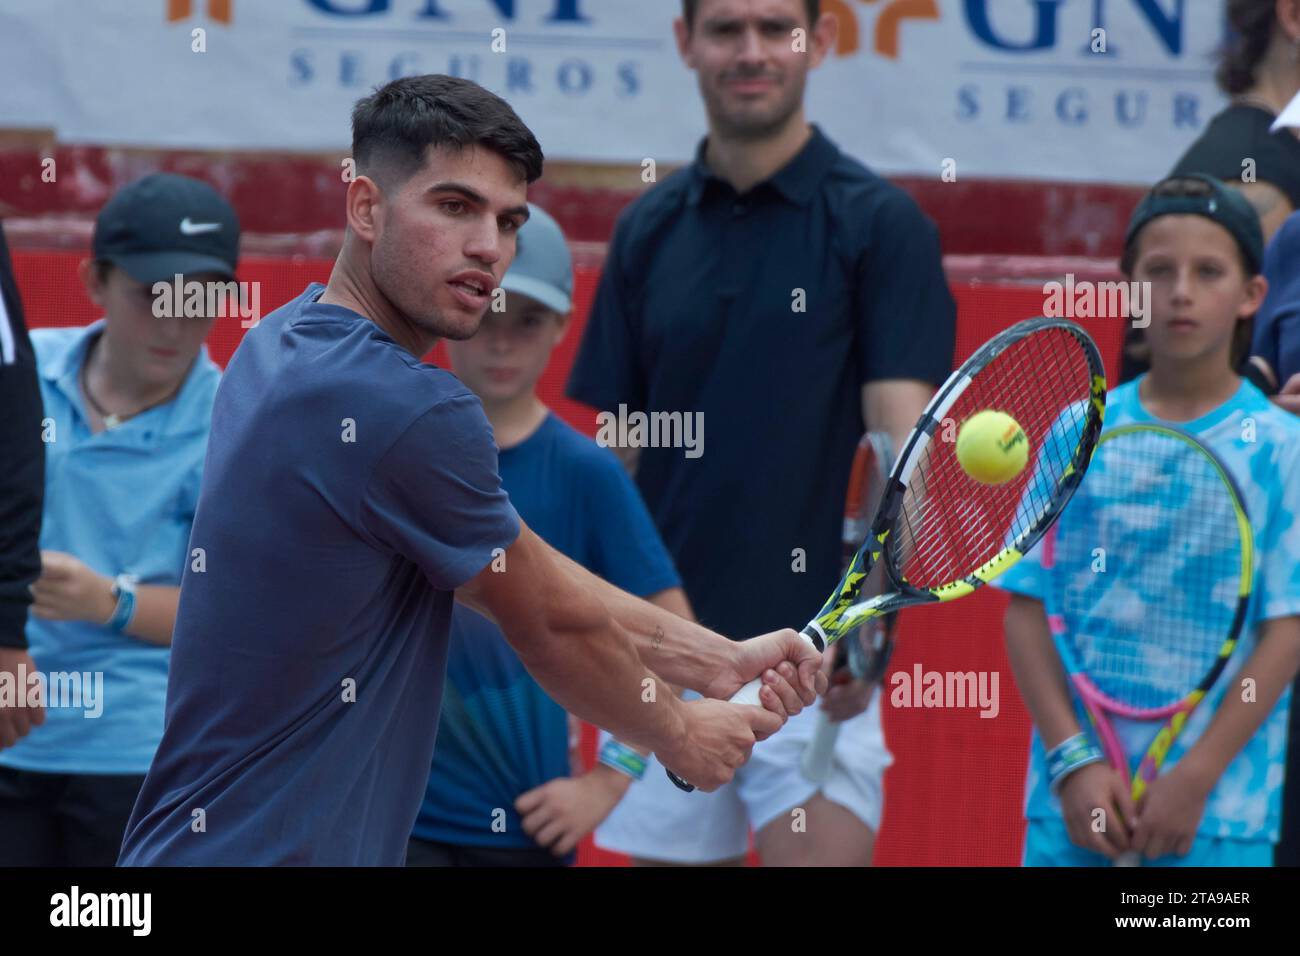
[546, 549, 731, 694]
[607, 587, 694, 759]
[1003, 596, 1082, 747]
[508, 570, 689, 756]
[1179, 616, 1300, 786]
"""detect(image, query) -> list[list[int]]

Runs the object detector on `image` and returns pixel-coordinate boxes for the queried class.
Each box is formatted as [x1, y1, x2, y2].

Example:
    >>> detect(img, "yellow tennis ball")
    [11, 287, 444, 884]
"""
[956, 410, 1029, 485]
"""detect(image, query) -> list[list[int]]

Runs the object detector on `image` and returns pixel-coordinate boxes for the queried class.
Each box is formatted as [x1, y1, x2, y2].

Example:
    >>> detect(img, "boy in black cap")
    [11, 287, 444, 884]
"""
[0, 173, 238, 866]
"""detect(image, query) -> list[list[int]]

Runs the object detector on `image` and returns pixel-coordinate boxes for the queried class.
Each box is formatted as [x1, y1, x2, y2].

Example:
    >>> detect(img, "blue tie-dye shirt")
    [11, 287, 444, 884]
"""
[994, 375, 1300, 842]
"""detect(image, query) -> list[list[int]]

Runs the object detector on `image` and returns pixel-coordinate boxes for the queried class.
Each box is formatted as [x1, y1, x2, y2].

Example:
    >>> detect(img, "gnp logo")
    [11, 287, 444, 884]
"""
[166, 1, 590, 26]
[826, 0, 940, 59]
[167, 0, 232, 24]
[829, 0, 1187, 61]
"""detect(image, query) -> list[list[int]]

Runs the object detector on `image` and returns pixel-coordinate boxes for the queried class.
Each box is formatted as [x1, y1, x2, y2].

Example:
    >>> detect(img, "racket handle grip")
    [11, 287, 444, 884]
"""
[1114, 851, 1141, 867]
[664, 629, 826, 792]
[801, 710, 838, 783]
[666, 677, 762, 792]
[666, 769, 694, 792]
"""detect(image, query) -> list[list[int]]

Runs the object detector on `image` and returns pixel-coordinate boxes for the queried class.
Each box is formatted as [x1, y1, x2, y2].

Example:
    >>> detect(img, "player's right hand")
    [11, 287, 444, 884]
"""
[709, 628, 827, 715]
[0, 647, 45, 750]
[657, 697, 783, 792]
[1058, 762, 1136, 860]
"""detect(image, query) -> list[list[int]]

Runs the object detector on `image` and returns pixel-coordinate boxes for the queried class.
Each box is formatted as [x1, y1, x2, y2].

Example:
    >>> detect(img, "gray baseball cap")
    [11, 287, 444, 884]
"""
[501, 203, 572, 314]
[93, 173, 240, 283]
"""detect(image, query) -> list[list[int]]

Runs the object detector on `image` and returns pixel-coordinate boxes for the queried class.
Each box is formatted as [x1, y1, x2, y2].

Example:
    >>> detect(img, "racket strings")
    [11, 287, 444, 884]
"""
[894, 327, 1094, 589]
[1050, 430, 1244, 710]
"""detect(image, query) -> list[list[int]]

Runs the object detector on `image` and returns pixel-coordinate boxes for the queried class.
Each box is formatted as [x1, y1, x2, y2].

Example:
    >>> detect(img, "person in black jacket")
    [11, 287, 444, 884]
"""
[0, 222, 47, 749]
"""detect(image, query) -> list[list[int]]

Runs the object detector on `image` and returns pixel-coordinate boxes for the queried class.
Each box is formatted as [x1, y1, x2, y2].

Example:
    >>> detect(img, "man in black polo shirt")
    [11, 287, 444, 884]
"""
[568, 0, 955, 865]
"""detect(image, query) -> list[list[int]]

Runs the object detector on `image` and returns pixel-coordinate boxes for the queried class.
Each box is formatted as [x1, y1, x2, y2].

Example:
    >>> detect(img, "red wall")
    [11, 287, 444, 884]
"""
[12, 250, 1126, 866]
[0, 146, 1145, 259]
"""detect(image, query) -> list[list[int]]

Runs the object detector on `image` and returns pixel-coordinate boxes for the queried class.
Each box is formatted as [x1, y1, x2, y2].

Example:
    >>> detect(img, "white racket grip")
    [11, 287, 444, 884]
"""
[801, 711, 839, 783]
[729, 629, 825, 707]
[730, 678, 764, 707]
[1114, 851, 1140, 867]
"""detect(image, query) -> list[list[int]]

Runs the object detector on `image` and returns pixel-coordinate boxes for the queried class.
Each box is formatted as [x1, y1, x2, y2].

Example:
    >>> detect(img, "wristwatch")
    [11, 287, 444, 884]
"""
[106, 574, 140, 633]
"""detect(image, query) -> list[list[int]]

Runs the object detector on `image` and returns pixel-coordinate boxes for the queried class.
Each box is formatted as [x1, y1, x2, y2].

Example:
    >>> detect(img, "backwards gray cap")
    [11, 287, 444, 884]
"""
[500, 202, 572, 314]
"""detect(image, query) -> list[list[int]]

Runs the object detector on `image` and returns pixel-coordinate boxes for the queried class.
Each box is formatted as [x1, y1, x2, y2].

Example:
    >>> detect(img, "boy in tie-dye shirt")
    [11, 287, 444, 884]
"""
[997, 175, 1300, 866]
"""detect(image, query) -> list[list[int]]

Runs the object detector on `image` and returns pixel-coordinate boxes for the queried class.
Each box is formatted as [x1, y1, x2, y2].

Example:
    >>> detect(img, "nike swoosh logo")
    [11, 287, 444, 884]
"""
[179, 218, 222, 236]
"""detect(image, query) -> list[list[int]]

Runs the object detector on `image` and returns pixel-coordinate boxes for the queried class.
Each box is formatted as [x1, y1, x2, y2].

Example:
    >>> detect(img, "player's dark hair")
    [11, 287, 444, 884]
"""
[1120, 178, 1258, 370]
[351, 75, 544, 189]
[681, 0, 820, 30]
[1217, 0, 1277, 94]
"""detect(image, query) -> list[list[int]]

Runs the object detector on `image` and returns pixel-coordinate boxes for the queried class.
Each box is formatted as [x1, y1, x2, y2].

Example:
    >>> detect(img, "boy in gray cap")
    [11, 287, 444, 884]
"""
[409, 205, 691, 866]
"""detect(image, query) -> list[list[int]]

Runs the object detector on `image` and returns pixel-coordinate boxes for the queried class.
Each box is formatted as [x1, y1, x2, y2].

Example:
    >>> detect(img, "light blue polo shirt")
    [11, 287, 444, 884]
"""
[0, 319, 219, 775]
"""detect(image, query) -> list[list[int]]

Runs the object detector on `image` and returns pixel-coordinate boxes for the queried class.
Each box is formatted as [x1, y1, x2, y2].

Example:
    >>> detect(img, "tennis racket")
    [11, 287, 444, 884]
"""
[1040, 423, 1252, 866]
[667, 316, 1107, 791]
[801, 431, 896, 784]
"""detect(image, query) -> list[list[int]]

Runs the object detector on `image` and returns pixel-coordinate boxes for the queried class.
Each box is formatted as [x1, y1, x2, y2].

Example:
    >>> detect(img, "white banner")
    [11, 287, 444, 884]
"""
[0, 0, 1228, 184]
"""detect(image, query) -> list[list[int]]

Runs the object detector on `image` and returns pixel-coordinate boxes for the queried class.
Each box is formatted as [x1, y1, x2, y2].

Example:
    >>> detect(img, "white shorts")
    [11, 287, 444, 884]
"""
[594, 692, 893, 864]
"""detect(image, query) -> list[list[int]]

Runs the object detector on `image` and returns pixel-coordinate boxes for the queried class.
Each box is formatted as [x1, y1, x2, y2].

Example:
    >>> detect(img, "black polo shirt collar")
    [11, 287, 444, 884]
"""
[685, 124, 840, 207]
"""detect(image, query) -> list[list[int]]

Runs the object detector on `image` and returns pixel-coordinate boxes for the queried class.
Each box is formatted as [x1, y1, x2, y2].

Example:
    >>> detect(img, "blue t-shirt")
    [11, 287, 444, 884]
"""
[1254, 209, 1300, 386]
[413, 413, 680, 852]
[0, 321, 218, 774]
[994, 376, 1300, 841]
[118, 284, 519, 866]
[567, 126, 955, 640]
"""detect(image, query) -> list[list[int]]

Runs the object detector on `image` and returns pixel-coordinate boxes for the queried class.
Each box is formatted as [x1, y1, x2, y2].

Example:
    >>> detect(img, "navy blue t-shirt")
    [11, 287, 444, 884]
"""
[567, 126, 955, 640]
[118, 284, 519, 866]
[413, 413, 679, 853]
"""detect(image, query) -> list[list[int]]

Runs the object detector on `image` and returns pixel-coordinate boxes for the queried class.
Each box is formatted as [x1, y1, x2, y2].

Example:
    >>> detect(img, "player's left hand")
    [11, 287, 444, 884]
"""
[708, 628, 827, 718]
[30, 551, 114, 624]
[515, 765, 630, 858]
[1128, 762, 1212, 861]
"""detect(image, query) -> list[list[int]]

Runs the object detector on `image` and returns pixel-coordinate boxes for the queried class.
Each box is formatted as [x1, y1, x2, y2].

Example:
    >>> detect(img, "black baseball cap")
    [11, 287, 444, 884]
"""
[92, 173, 240, 283]
[1124, 174, 1264, 274]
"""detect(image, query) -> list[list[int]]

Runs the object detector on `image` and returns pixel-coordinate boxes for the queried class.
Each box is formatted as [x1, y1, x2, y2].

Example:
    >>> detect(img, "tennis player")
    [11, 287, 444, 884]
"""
[997, 175, 1300, 866]
[568, 0, 956, 866]
[118, 75, 823, 867]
